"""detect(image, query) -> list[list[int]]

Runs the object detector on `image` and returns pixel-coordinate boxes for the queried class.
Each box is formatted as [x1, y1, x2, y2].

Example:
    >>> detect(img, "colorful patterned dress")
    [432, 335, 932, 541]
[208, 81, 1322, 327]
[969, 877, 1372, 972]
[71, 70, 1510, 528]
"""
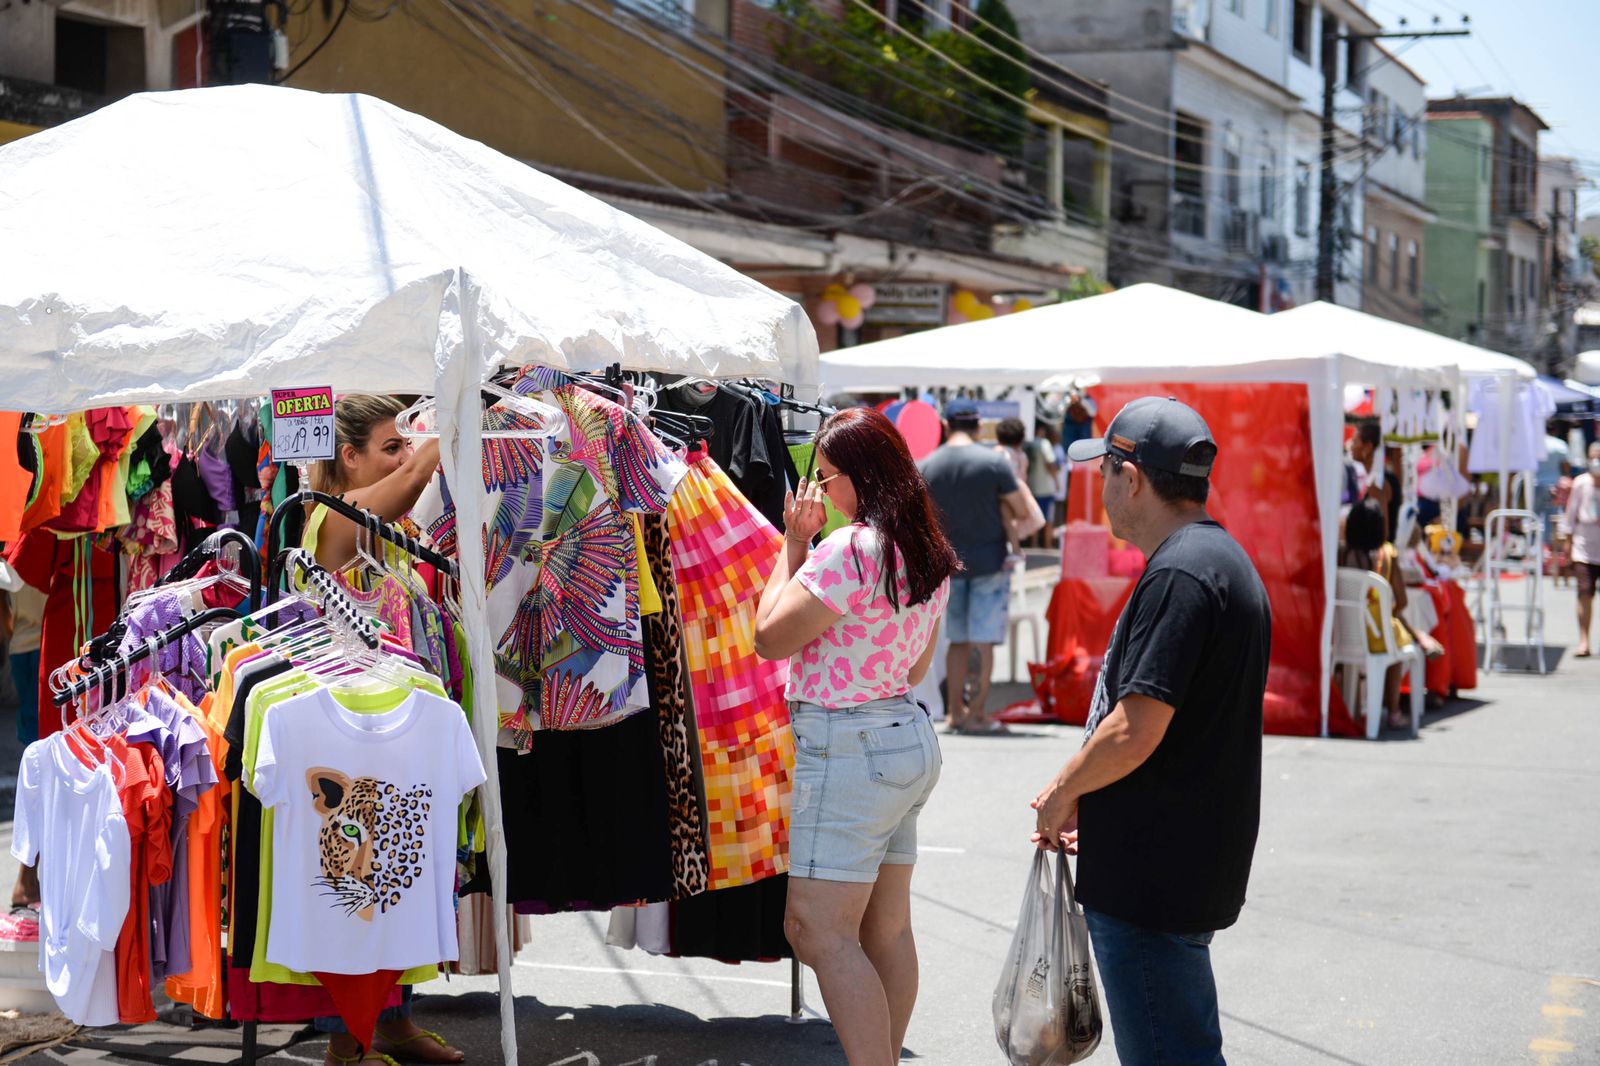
[666, 451, 794, 890]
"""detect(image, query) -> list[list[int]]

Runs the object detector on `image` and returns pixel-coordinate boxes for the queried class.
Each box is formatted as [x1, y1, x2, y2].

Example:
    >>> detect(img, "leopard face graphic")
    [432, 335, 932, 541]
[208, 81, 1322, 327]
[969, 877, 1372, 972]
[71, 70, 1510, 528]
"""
[306, 768, 432, 923]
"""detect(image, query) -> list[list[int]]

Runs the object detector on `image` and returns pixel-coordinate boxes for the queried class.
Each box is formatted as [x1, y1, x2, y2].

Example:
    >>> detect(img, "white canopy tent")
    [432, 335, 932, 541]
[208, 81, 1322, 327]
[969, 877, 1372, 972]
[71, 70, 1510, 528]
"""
[819, 284, 1508, 736]
[1269, 302, 1539, 513]
[0, 84, 817, 1065]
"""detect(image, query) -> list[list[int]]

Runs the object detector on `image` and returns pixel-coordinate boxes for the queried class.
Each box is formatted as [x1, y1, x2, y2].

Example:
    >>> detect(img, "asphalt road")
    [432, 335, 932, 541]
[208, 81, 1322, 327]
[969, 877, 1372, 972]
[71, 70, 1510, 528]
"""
[9, 581, 1599, 1065]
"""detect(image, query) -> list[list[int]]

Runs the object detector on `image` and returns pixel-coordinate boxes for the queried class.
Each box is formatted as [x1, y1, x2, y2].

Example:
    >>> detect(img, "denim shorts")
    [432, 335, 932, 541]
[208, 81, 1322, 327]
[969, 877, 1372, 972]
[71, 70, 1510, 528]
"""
[945, 570, 1011, 645]
[788, 694, 942, 883]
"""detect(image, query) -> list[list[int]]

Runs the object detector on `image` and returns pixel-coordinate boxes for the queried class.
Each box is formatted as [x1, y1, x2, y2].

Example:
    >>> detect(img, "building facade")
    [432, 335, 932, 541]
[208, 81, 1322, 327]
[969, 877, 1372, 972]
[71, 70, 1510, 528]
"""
[1008, 0, 1382, 310]
[1424, 96, 1548, 360]
[1537, 156, 1592, 376]
[6, 0, 1112, 355]
[1358, 45, 1432, 326]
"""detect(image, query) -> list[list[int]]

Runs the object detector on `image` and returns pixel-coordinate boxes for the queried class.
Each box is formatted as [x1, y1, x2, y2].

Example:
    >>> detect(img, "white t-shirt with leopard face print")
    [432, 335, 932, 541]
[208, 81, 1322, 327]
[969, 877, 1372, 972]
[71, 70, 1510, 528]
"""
[252, 687, 486, 973]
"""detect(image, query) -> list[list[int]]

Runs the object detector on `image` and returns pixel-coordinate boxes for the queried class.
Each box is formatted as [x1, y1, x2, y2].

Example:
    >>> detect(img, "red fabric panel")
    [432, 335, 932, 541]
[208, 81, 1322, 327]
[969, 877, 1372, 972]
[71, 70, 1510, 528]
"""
[313, 970, 405, 1053]
[1061, 383, 1328, 736]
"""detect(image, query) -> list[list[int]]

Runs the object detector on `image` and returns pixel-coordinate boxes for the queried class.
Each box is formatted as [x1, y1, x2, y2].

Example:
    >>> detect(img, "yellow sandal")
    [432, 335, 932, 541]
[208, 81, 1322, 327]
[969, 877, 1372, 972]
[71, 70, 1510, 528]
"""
[370, 1028, 465, 1065]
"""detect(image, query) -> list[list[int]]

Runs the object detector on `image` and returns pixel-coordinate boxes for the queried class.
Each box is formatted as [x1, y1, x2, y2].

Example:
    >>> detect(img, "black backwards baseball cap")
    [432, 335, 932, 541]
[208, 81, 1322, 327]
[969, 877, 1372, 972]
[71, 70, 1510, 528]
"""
[1066, 396, 1217, 478]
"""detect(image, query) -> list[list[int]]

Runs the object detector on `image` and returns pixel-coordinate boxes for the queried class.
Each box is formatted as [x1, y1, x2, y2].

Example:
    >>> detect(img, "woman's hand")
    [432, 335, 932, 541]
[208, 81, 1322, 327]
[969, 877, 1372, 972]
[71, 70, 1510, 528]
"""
[784, 477, 828, 546]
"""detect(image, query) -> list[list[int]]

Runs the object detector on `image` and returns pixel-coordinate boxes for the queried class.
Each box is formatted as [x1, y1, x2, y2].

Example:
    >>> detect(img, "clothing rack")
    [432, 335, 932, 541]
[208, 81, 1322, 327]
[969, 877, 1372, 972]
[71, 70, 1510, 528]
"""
[83, 528, 263, 667]
[264, 489, 459, 600]
[732, 380, 837, 419]
[274, 549, 383, 651]
[157, 527, 262, 609]
[50, 606, 243, 707]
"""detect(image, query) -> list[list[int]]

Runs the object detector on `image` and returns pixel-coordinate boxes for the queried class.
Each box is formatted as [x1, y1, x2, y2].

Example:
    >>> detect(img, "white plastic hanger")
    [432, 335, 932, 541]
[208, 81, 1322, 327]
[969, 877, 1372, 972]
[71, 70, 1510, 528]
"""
[395, 383, 564, 442]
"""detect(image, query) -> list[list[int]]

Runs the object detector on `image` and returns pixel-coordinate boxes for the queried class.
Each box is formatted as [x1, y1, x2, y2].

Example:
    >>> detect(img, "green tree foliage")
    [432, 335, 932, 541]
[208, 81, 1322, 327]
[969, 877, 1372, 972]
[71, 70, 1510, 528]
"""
[769, 0, 1031, 157]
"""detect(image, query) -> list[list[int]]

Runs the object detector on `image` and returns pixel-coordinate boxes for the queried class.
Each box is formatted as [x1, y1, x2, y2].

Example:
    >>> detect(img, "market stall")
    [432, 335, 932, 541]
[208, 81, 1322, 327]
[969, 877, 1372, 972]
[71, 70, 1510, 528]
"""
[819, 284, 1528, 736]
[0, 84, 818, 1065]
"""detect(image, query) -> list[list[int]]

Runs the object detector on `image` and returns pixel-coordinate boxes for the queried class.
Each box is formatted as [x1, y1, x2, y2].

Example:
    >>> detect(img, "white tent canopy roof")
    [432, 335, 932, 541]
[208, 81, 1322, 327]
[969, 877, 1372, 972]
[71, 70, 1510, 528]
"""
[1269, 301, 1536, 382]
[820, 284, 1484, 395]
[821, 284, 1290, 392]
[0, 85, 816, 412]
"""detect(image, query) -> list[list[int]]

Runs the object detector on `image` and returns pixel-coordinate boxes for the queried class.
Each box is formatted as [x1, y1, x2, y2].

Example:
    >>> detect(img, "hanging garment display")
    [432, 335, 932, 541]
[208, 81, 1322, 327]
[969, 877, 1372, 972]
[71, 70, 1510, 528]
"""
[10, 734, 132, 1025]
[665, 450, 793, 890]
[251, 687, 485, 972]
[412, 370, 688, 743]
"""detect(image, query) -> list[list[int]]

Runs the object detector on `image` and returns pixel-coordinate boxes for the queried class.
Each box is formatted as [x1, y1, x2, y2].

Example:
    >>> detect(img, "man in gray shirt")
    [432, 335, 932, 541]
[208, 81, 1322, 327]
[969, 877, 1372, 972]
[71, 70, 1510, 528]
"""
[919, 399, 1041, 734]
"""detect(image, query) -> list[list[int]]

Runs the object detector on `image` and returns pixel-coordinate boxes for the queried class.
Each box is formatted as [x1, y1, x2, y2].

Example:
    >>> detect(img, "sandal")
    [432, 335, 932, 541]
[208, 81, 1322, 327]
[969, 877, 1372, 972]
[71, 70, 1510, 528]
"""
[326, 1051, 400, 1066]
[371, 1029, 466, 1065]
[961, 721, 1011, 735]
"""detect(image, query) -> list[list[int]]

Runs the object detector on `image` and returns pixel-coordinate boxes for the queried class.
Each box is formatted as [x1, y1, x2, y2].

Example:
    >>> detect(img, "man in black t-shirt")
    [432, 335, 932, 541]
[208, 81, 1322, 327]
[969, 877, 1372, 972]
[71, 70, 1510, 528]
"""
[1030, 397, 1271, 1066]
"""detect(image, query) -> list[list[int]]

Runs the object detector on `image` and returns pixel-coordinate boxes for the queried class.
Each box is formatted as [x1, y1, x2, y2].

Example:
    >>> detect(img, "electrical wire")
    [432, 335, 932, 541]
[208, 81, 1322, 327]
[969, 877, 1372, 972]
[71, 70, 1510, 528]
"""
[275, 0, 352, 83]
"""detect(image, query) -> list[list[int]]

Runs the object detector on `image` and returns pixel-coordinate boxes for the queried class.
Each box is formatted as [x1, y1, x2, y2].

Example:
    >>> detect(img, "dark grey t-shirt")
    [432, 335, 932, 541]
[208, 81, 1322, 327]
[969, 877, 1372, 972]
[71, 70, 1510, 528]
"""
[919, 443, 1019, 577]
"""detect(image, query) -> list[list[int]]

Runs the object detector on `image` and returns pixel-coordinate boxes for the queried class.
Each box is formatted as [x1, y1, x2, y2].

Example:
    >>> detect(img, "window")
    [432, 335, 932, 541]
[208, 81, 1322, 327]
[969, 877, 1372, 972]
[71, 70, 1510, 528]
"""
[1388, 232, 1400, 289]
[896, 0, 952, 33]
[1294, 161, 1311, 236]
[615, 0, 692, 22]
[1264, 0, 1279, 36]
[1223, 130, 1242, 207]
[1345, 33, 1364, 93]
[1392, 109, 1406, 152]
[1367, 226, 1380, 282]
[1292, 0, 1313, 60]
[1407, 239, 1419, 295]
[1225, 0, 1244, 13]
[54, 15, 147, 96]
[1260, 147, 1277, 220]
[1173, 112, 1207, 237]
[1366, 90, 1388, 142]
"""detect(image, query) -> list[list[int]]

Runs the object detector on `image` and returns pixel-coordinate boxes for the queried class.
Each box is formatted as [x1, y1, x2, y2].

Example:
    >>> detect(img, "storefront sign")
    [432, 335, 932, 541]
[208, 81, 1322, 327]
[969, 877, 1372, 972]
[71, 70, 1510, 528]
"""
[270, 386, 335, 462]
[862, 283, 948, 326]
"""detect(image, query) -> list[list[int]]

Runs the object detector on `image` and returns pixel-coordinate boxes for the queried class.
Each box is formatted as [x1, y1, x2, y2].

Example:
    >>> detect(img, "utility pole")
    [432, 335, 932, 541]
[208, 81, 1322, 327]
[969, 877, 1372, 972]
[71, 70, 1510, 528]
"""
[1316, 21, 1469, 303]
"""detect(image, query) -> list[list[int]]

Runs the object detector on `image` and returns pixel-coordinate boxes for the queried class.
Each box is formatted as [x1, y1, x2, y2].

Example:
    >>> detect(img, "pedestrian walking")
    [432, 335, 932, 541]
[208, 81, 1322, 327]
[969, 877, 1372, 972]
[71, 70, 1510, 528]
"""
[1029, 397, 1271, 1066]
[753, 407, 958, 1066]
[919, 399, 1040, 734]
[1566, 442, 1600, 658]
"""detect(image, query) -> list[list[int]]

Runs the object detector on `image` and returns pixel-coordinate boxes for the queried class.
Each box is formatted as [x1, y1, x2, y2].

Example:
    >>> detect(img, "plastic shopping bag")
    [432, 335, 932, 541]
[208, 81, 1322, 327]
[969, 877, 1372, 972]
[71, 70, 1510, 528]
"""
[993, 849, 1102, 1065]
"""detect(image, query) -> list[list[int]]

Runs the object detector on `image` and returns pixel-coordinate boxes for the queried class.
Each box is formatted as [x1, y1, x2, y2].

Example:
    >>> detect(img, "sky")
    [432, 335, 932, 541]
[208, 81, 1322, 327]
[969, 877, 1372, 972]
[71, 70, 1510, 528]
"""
[1365, 0, 1600, 217]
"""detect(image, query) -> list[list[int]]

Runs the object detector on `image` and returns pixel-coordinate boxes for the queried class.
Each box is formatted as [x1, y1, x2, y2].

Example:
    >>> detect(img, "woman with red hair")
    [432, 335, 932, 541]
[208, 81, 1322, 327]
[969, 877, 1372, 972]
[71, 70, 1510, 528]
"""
[755, 407, 958, 1066]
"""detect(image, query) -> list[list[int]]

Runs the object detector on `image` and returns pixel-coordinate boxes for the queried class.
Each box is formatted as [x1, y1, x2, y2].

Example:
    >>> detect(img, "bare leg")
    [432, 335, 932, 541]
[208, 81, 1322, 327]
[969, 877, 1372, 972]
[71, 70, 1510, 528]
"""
[964, 645, 995, 730]
[11, 864, 37, 908]
[1384, 663, 1405, 729]
[944, 642, 972, 731]
[787, 878, 894, 1066]
[1579, 592, 1593, 657]
[860, 864, 918, 1061]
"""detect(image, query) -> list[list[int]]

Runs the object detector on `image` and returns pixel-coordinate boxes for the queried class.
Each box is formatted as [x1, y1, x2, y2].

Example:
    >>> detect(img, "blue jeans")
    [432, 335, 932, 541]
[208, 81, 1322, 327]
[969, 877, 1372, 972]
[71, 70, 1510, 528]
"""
[8, 649, 39, 745]
[1084, 907, 1225, 1066]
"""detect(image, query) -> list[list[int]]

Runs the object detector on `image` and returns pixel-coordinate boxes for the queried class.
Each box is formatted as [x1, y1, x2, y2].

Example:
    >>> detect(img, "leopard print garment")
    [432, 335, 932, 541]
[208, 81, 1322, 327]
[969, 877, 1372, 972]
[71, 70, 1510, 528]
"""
[307, 768, 433, 922]
[641, 514, 711, 899]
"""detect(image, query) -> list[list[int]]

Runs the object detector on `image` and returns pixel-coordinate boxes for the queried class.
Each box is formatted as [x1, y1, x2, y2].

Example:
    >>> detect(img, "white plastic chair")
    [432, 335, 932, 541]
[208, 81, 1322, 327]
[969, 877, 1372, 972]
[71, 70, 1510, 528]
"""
[1331, 567, 1424, 739]
[1005, 566, 1053, 681]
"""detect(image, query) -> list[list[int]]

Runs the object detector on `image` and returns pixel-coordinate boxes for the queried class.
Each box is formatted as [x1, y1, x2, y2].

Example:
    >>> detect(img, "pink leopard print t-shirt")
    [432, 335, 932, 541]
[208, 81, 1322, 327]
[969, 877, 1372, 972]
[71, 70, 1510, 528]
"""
[789, 525, 950, 708]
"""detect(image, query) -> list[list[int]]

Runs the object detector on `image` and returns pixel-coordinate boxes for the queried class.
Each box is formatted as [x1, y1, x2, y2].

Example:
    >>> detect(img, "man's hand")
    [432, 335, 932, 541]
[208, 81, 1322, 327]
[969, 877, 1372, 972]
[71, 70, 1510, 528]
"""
[1030, 781, 1079, 854]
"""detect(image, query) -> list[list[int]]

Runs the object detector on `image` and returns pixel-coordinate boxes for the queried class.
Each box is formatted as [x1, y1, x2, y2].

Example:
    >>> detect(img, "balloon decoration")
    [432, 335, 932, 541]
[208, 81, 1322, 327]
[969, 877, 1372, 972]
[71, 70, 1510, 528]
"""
[949, 289, 1039, 324]
[893, 400, 942, 461]
[817, 282, 876, 330]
